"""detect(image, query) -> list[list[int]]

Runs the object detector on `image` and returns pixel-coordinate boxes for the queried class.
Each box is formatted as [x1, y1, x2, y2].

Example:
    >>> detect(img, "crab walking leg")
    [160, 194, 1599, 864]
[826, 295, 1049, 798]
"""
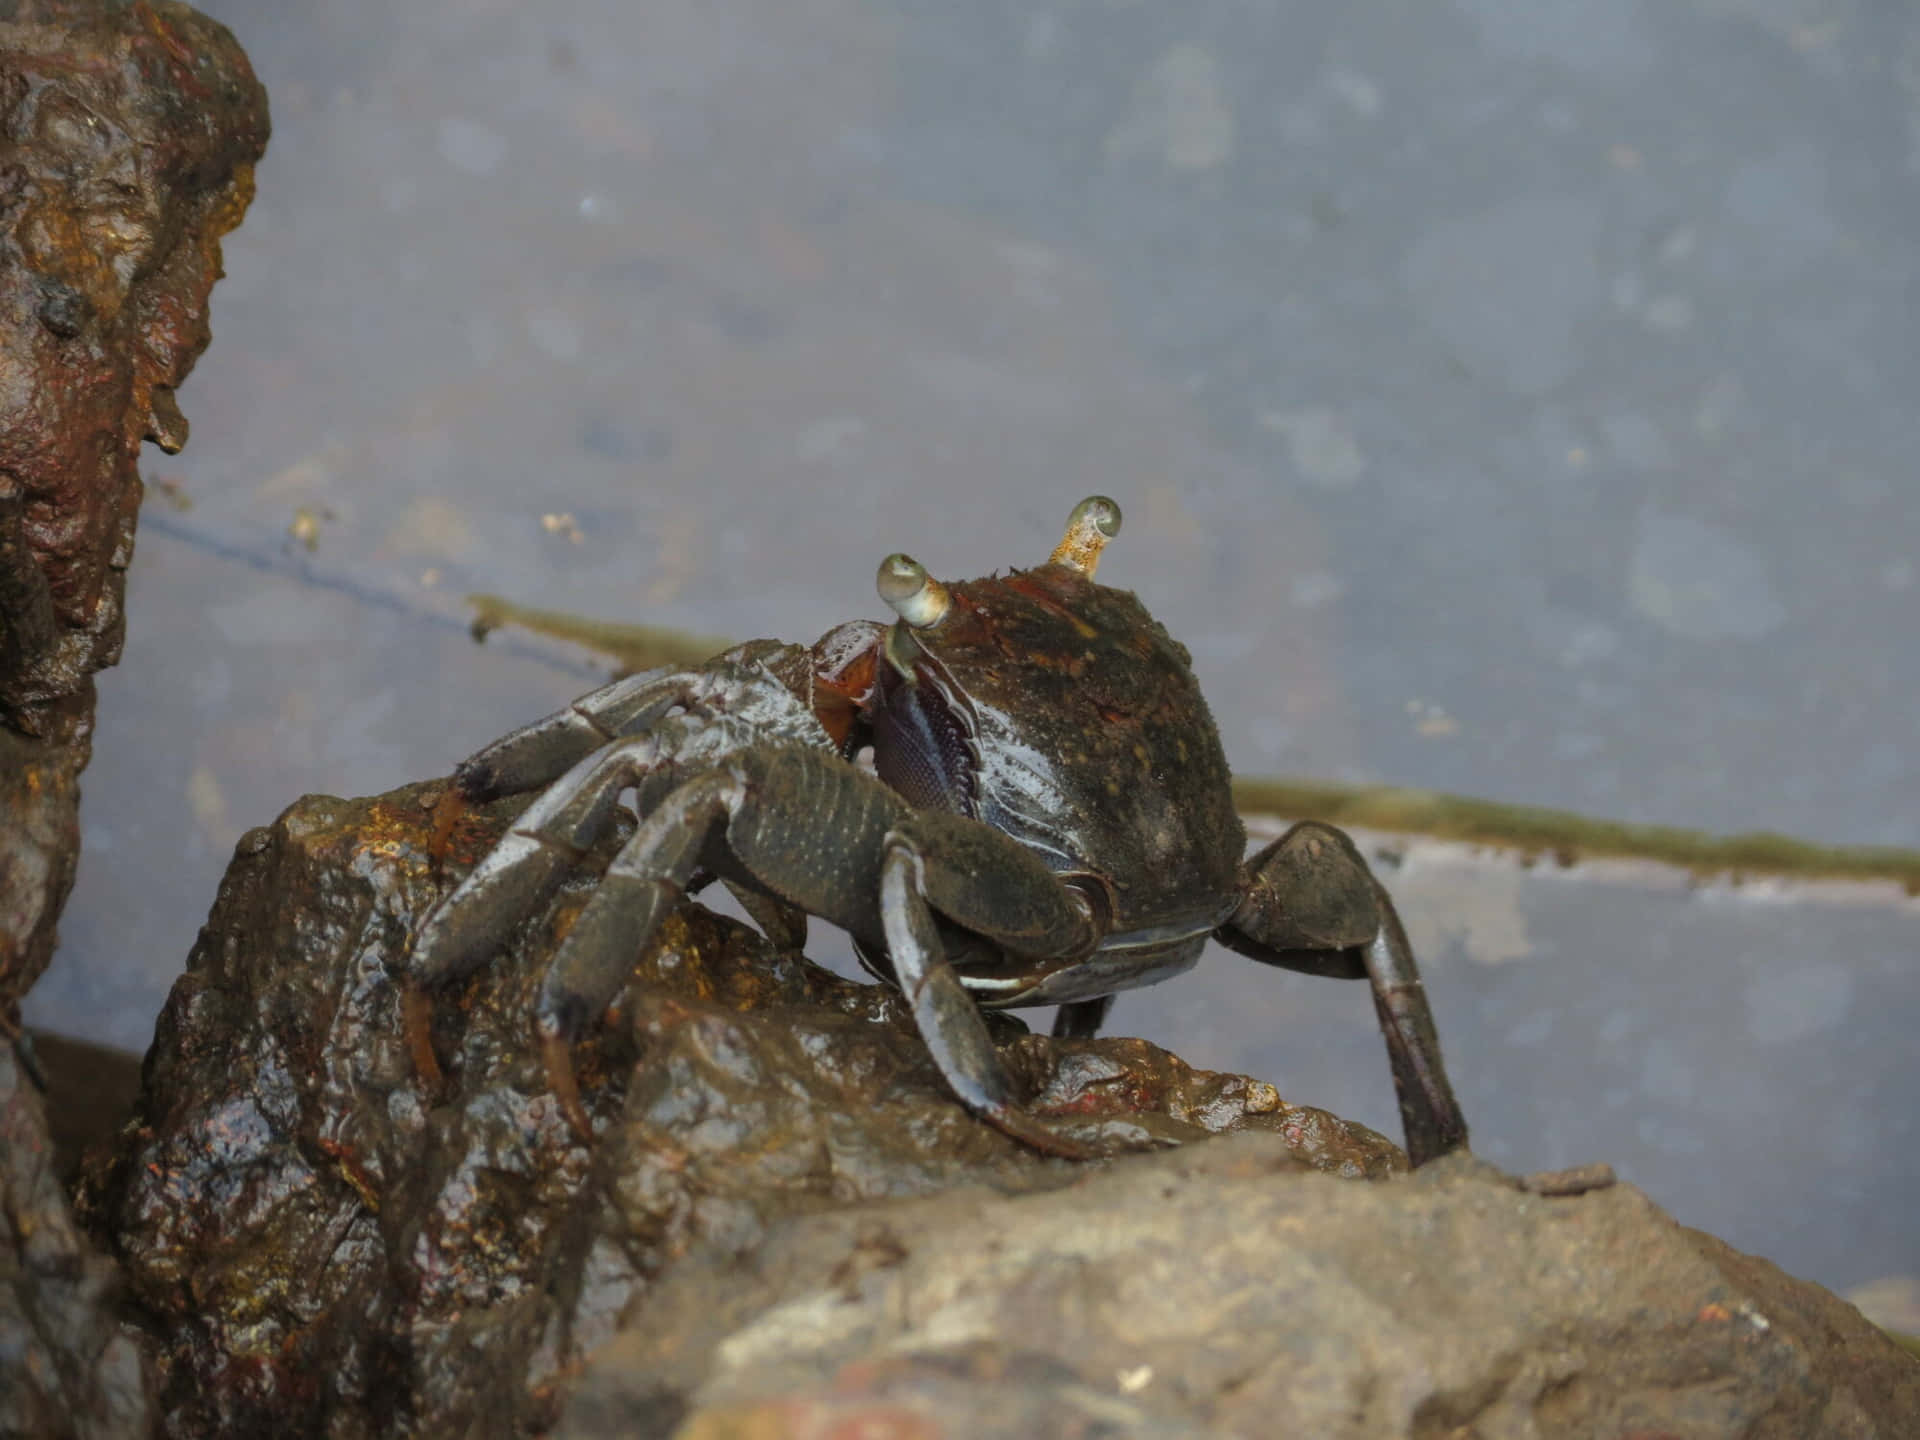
[879, 845, 1050, 1152]
[1049, 994, 1114, 1040]
[878, 814, 1103, 1159]
[529, 746, 915, 1134]
[411, 735, 665, 992]
[524, 746, 1105, 1146]
[452, 667, 694, 802]
[1359, 880, 1470, 1166]
[533, 772, 744, 1135]
[719, 879, 808, 953]
[1214, 821, 1469, 1166]
[454, 642, 823, 803]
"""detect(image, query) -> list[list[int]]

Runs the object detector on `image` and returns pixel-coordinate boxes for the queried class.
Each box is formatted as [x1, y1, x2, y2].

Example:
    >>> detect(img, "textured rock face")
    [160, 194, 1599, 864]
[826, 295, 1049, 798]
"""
[79, 779, 1920, 1437]
[83, 781, 1401, 1438]
[73, 778, 1920, 1436]
[563, 1137, 1920, 1439]
[0, 0, 269, 1011]
[0, 6, 266, 1437]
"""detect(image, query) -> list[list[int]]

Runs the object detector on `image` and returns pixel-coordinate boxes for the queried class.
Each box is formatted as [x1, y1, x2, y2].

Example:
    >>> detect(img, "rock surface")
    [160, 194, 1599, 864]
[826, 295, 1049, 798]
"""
[0, 5, 265, 1437]
[83, 781, 1400, 1438]
[81, 778, 1920, 1437]
[564, 1136, 1920, 1439]
[0, 0, 268, 1012]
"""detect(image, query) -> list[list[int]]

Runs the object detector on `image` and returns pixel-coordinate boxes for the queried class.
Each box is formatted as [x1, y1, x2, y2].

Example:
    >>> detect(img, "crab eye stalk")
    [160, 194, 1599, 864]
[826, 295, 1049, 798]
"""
[877, 552, 952, 628]
[1047, 495, 1122, 578]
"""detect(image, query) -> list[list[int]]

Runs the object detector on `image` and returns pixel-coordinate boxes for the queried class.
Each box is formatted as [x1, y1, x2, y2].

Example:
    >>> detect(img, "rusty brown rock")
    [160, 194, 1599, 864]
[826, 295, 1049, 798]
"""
[0, 7, 266, 1436]
[78, 779, 1920, 1436]
[81, 781, 1400, 1438]
[0, 0, 267, 1011]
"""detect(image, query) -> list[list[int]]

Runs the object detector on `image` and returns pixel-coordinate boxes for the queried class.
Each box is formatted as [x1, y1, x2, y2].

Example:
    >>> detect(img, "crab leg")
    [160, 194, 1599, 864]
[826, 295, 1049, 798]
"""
[532, 771, 743, 1133]
[525, 747, 1103, 1148]
[411, 735, 662, 990]
[1049, 995, 1113, 1039]
[525, 746, 909, 1134]
[1358, 878, 1470, 1167]
[452, 668, 692, 802]
[455, 641, 824, 803]
[1214, 821, 1469, 1166]
[878, 823, 1101, 1159]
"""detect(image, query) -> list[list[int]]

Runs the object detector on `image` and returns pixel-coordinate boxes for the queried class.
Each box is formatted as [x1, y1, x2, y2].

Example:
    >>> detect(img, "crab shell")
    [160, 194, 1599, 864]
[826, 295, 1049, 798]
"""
[864, 563, 1248, 998]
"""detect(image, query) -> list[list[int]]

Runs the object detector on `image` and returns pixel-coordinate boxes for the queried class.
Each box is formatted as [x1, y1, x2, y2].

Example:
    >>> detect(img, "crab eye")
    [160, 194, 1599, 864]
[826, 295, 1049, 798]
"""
[1047, 495, 1122, 578]
[876, 552, 952, 628]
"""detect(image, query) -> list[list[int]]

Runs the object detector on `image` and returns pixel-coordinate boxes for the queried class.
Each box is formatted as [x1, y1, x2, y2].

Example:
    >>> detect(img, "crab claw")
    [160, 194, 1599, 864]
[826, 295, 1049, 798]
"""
[877, 552, 952, 628]
[1047, 495, 1122, 578]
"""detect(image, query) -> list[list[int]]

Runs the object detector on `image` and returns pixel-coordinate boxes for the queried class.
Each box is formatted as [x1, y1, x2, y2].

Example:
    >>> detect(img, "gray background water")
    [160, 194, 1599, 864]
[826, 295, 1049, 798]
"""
[24, 0, 1919, 1317]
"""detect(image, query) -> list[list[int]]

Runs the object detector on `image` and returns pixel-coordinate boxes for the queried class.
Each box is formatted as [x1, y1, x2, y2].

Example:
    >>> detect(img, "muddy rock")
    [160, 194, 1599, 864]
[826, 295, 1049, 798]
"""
[82, 782, 1400, 1438]
[0, 6, 264, 1437]
[0, 0, 268, 1009]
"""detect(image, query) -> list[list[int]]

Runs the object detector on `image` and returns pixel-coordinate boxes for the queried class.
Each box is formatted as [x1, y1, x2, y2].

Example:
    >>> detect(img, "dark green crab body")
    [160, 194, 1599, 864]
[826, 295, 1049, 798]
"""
[859, 563, 1244, 1011]
[409, 498, 1469, 1164]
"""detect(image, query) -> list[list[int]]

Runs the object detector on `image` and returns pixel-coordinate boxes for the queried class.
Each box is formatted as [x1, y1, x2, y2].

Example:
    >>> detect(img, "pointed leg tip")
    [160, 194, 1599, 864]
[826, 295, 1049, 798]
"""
[1403, 1115, 1472, 1169]
[981, 1101, 1102, 1161]
[403, 987, 447, 1097]
[539, 1028, 595, 1143]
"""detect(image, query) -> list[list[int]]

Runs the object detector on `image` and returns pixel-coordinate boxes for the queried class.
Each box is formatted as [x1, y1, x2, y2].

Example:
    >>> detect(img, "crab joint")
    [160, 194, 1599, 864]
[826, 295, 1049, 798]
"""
[877, 552, 952, 628]
[1047, 495, 1122, 578]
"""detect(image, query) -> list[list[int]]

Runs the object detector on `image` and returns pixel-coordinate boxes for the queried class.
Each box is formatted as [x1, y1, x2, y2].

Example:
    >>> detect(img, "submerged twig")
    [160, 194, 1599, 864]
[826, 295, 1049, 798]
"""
[465, 593, 731, 672]
[1231, 777, 1920, 897]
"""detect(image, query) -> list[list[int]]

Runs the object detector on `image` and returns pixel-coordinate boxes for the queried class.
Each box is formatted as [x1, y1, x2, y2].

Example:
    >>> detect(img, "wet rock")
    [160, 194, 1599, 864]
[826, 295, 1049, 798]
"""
[85, 781, 1920, 1437]
[1, 1043, 151, 1440]
[0, 0, 269, 1009]
[82, 782, 1400, 1438]
[564, 1138, 1920, 1439]
[0, 6, 265, 1436]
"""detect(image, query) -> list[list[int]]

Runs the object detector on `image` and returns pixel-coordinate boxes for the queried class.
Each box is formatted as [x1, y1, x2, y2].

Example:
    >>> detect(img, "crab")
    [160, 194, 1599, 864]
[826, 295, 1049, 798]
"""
[407, 497, 1469, 1165]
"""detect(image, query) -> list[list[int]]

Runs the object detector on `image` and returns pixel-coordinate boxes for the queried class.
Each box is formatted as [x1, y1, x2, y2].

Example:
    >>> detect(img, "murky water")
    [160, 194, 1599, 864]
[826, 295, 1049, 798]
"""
[25, 0, 1918, 1317]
